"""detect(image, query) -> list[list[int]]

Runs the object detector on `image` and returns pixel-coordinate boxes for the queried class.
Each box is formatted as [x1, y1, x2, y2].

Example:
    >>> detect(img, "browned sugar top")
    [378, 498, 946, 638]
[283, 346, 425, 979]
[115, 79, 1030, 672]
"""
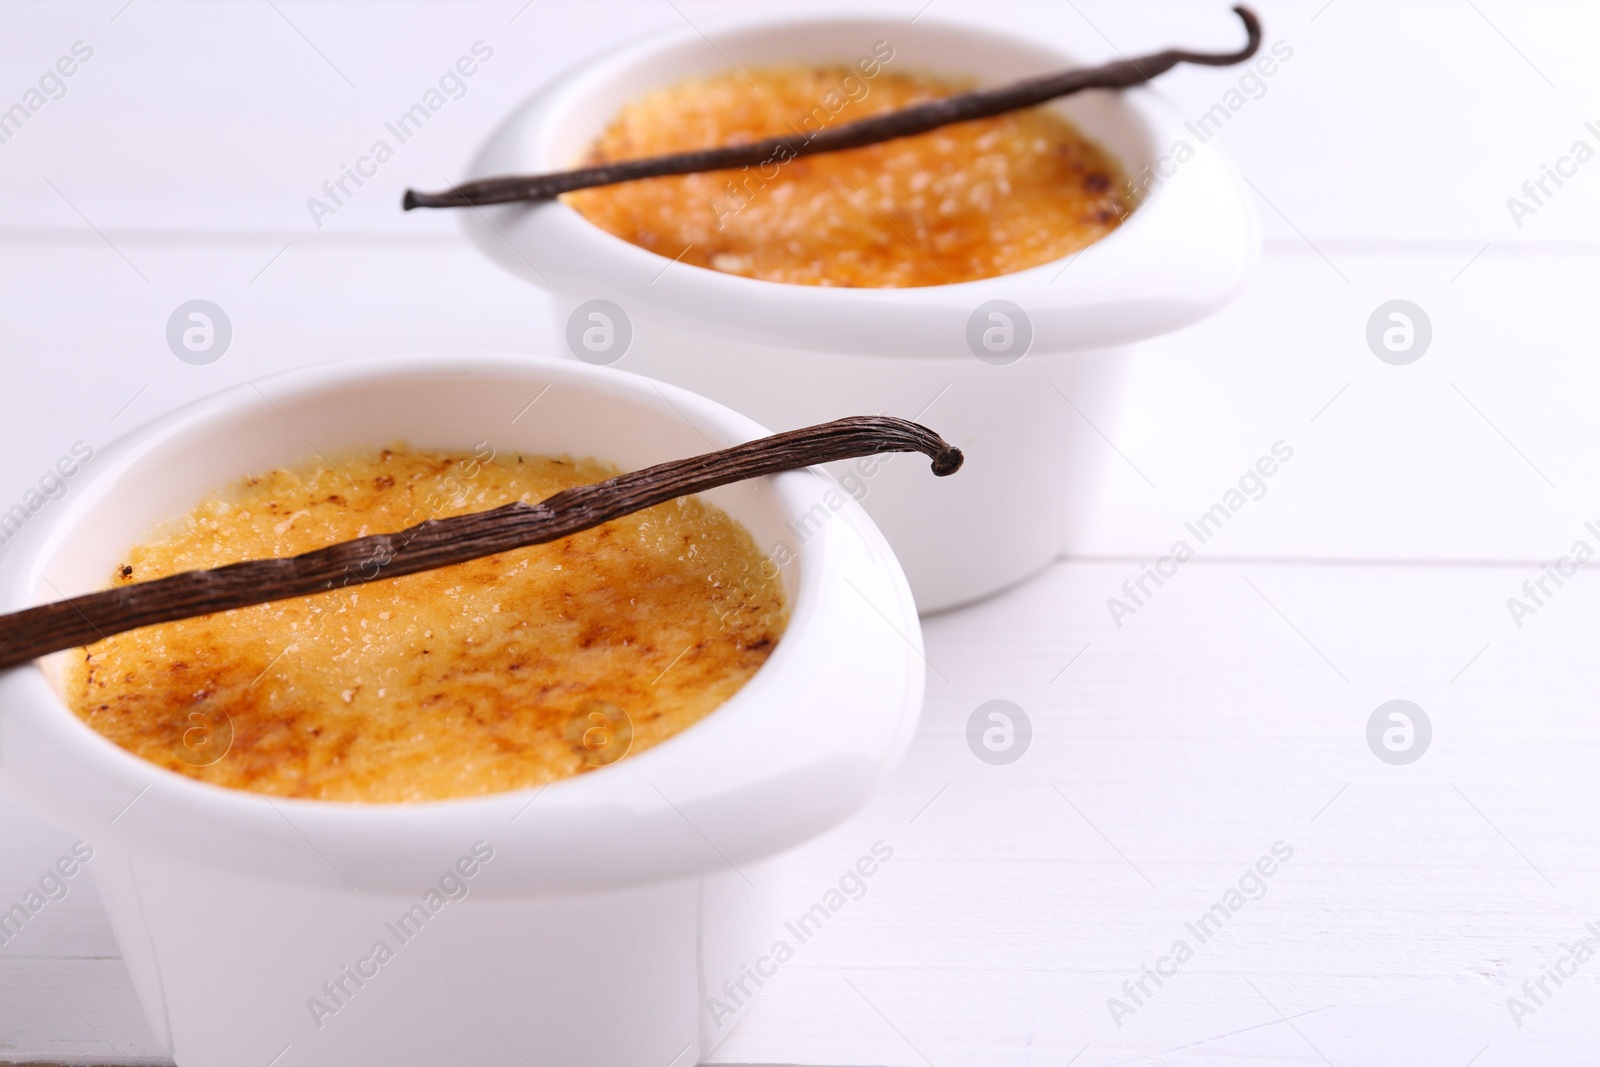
[65, 447, 786, 803]
[563, 65, 1132, 287]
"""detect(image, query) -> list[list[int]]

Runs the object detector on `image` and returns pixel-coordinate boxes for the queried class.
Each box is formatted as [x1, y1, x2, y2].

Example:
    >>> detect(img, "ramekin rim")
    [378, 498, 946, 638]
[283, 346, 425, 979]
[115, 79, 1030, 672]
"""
[462, 8, 1196, 299]
[0, 351, 890, 822]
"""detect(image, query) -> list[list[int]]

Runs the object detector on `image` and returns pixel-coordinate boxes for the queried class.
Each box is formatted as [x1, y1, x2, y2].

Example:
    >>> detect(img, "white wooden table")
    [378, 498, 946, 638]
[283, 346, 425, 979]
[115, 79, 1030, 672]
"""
[4, 0, 1600, 1062]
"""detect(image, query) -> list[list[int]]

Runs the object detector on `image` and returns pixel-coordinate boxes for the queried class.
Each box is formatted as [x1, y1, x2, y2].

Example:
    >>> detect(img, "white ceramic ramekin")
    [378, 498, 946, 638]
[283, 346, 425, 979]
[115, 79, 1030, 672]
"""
[461, 12, 1258, 611]
[0, 354, 927, 1067]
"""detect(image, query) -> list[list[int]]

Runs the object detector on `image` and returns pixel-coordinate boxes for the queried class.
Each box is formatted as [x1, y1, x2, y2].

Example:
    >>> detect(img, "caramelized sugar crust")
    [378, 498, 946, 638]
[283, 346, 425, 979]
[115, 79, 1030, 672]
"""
[65, 447, 786, 803]
[564, 65, 1132, 287]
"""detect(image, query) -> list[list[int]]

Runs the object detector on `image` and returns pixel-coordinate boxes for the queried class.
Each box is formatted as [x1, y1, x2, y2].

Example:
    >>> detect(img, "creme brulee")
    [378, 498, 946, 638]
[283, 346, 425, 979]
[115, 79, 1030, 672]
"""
[65, 447, 786, 803]
[563, 65, 1132, 287]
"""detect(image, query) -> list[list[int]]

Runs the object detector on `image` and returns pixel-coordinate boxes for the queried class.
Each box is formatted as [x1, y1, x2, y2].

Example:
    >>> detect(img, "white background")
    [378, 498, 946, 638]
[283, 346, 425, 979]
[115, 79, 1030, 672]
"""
[3, 1, 1600, 1064]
